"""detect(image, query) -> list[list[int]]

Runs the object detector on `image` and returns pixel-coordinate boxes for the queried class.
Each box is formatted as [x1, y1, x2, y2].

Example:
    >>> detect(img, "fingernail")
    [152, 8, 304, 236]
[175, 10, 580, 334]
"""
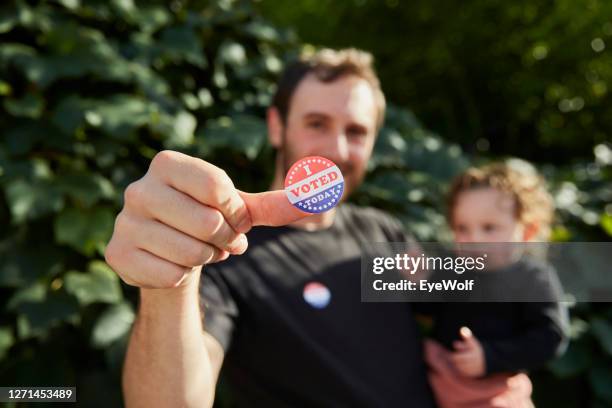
[231, 234, 248, 254]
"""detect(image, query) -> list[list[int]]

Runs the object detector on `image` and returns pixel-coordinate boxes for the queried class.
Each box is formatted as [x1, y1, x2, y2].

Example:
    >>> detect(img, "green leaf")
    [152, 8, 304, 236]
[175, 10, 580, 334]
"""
[0, 240, 64, 287]
[0, 79, 11, 95]
[133, 6, 171, 33]
[242, 21, 281, 42]
[22, 23, 129, 87]
[64, 261, 122, 306]
[55, 172, 116, 207]
[219, 41, 247, 66]
[16, 292, 80, 339]
[5, 179, 64, 223]
[0, 9, 18, 34]
[110, 0, 136, 16]
[53, 95, 151, 138]
[0, 327, 14, 360]
[93, 95, 151, 139]
[0, 43, 36, 68]
[155, 110, 197, 148]
[54, 206, 114, 256]
[158, 25, 206, 68]
[3, 92, 44, 118]
[91, 302, 134, 348]
[197, 115, 266, 159]
[129, 62, 170, 97]
[592, 318, 612, 356]
[57, 0, 80, 10]
[52, 95, 94, 135]
[7, 280, 47, 310]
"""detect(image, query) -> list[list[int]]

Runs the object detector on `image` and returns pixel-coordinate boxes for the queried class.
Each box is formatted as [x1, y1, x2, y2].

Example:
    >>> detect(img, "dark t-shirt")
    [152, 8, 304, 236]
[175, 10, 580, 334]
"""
[200, 203, 435, 407]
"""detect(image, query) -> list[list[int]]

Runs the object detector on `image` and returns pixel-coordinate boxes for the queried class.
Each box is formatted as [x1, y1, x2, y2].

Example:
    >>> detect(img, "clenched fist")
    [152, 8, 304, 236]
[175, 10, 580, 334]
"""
[105, 150, 309, 289]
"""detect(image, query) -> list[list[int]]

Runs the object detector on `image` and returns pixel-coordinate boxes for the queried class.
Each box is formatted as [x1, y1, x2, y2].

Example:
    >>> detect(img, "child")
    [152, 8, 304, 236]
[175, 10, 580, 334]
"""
[422, 161, 568, 408]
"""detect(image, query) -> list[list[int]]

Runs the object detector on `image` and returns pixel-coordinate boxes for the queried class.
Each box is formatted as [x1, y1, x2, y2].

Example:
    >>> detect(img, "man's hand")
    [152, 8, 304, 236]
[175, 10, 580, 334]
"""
[105, 150, 309, 289]
[450, 326, 486, 378]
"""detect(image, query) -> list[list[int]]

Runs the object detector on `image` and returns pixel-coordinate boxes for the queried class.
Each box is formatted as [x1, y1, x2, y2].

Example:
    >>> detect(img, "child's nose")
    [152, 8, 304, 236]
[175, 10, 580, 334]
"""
[471, 229, 487, 242]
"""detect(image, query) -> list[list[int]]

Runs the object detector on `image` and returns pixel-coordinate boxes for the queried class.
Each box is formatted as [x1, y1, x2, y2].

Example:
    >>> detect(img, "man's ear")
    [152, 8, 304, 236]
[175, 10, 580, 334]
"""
[522, 222, 540, 241]
[267, 107, 283, 148]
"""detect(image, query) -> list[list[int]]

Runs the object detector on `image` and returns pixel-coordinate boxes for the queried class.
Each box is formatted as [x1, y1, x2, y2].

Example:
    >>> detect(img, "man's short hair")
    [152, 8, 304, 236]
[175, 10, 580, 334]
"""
[271, 48, 386, 130]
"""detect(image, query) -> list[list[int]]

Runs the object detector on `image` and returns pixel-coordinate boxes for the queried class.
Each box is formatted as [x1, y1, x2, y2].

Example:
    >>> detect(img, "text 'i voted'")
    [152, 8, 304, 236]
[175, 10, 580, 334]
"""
[284, 156, 344, 214]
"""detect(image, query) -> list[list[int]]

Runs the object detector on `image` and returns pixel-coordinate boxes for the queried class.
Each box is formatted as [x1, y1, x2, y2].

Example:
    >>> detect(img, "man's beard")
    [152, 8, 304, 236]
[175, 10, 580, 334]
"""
[279, 130, 365, 199]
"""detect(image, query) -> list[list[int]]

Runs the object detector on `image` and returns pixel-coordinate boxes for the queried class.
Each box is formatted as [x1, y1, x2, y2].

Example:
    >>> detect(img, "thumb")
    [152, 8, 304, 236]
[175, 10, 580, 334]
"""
[238, 190, 313, 227]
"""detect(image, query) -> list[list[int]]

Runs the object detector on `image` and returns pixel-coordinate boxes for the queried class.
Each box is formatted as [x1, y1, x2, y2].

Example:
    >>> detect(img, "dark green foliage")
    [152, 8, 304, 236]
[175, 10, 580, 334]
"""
[0, 0, 295, 405]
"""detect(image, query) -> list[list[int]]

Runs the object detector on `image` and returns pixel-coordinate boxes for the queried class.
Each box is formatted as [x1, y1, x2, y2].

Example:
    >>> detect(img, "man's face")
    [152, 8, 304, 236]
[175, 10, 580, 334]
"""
[273, 73, 379, 197]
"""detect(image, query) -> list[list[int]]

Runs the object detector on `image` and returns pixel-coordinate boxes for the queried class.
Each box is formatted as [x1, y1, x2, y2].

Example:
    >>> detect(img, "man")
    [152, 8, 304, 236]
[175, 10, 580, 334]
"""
[105, 48, 435, 407]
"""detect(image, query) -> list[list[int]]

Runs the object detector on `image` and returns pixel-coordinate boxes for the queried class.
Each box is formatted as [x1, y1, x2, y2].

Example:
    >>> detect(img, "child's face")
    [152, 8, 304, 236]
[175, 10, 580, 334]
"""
[452, 187, 526, 243]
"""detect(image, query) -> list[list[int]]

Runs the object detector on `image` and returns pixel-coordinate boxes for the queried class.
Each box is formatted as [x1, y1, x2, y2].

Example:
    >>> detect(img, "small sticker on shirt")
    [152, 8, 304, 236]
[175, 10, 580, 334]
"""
[303, 282, 331, 309]
[284, 156, 344, 214]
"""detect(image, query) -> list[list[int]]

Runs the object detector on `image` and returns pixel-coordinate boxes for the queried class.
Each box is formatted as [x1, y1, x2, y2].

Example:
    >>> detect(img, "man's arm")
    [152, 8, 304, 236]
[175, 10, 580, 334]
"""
[122, 269, 223, 408]
[105, 151, 310, 407]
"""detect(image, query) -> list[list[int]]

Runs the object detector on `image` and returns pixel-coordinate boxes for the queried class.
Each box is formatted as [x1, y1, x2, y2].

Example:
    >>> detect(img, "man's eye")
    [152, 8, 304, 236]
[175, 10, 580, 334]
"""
[347, 127, 367, 138]
[455, 225, 467, 233]
[308, 121, 324, 129]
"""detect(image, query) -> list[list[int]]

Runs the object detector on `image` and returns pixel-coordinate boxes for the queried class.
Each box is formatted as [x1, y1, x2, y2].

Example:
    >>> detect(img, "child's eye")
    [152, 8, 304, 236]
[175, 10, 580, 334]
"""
[454, 224, 468, 233]
[483, 224, 497, 232]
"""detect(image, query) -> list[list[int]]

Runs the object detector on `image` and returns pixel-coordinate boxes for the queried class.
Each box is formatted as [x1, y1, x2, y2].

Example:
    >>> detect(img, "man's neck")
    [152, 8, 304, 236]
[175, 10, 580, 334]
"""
[269, 169, 337, 231]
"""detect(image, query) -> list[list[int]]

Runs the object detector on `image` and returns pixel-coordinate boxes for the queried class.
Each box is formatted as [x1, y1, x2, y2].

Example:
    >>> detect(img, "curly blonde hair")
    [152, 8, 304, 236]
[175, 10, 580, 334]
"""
[447, 160, 555, 240]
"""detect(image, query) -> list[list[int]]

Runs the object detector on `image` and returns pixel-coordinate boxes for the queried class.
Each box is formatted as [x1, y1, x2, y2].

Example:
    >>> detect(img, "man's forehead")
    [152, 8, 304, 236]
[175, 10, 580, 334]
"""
[289, 74, 377, 126]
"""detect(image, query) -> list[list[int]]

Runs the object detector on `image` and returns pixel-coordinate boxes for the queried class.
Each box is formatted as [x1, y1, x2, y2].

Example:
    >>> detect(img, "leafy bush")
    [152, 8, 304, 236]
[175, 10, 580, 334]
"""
[0, 0, 295, 406]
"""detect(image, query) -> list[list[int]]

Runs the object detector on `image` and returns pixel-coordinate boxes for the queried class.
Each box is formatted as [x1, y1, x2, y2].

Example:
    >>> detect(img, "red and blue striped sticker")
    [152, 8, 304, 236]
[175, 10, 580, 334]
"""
[284, 156, 344, 214]
[303, 282, 331, 309]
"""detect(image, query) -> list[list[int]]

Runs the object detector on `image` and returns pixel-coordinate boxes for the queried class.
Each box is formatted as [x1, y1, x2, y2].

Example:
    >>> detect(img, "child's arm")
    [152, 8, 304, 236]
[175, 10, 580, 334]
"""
[479, 301, 568, 374]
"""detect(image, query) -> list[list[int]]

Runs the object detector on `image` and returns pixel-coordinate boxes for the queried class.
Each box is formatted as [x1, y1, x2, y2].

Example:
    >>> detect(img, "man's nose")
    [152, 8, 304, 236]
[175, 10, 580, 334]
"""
[326, 132, 350, 164]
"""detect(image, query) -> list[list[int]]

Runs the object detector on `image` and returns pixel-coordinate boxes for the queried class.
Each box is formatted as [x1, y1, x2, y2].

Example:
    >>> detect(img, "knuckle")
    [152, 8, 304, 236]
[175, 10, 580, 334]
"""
[182, 242, 208, 267]
[206, 170, 234, 201]
[151, 150, 176, 171]
[104, 241, 130, 281]
[123, 181, 146, 208]
[113, 212, 141, 244]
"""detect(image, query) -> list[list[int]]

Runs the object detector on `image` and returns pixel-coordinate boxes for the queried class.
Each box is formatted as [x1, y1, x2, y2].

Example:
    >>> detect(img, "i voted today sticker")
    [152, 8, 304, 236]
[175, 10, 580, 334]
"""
[303, 282, 331, 309]
[284, 156, 344, 214]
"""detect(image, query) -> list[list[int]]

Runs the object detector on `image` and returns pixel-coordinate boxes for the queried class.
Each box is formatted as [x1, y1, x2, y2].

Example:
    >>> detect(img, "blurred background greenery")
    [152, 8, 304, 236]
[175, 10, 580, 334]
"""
[0, 0, 610, 407]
